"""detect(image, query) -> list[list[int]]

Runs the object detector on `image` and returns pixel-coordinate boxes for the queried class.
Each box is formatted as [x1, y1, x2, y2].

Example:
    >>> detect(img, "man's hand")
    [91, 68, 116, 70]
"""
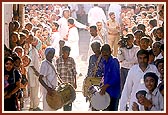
[4, 93, 12, 99]
[30, 66, 39, 76]
[99, 84, 109, 95]
[143, 97, 153, 109]
[132, 102, 139, 111]
[47, 87, 55, 96]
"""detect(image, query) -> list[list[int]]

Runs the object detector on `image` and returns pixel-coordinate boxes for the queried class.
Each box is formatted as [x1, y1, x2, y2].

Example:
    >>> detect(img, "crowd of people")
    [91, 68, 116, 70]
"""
[4, 3, 164, 111]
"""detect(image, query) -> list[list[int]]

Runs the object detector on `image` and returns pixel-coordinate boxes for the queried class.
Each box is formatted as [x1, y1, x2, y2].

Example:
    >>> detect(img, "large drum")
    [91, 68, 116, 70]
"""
[91, 92, 110, 110]
[87, 85, 99, 100]
[82, 77, 102, 97]
[46, 83, 76, 110]
[46, 90, 63, 110]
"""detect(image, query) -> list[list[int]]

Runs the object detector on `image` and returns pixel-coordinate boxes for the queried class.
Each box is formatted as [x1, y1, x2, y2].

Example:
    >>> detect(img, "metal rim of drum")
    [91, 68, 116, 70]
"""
[90, 92, 110, 110]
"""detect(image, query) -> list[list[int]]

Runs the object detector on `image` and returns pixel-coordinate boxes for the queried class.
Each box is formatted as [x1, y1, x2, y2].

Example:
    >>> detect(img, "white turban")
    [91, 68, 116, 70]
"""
[44, 46, 55, 56]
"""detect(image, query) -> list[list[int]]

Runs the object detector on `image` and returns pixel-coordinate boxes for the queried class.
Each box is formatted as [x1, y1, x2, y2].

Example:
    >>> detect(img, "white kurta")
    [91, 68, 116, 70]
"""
[40, 60, 58, 111]
[28, 46, 40, 109]
[69, 4, 78, 19]
[88, 6, 107, 26]
[154, 53, 163, 61]
[65, 26, 79, 59]
[57, 17, 68, 40]
[117, 45, 140, 69]
[137, 88, 164, 111]
[119, 64, 160, 111]
[58, 17, 86, 40]
[28, 46, 40, 87]
[51, 31, 61, 57]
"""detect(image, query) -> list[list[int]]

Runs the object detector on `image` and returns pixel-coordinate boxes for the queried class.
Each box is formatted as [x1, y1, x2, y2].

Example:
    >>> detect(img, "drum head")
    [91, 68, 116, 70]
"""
[46, 91, 63, 110]
[91, 92, 110, 110]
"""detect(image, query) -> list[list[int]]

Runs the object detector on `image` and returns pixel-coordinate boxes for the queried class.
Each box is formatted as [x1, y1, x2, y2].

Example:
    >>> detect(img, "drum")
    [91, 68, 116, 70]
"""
[87, 85, 99, 100]
[90, 92, 110, 110]
[82, 77, 102, 97]
[57, 83, 76, 105]
[46, 90, 63, 110]
[46, 83, 76, 110]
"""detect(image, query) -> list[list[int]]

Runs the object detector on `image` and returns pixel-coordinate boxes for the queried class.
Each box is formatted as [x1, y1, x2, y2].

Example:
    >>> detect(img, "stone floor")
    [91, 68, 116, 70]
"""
[22, 91, 90, 112]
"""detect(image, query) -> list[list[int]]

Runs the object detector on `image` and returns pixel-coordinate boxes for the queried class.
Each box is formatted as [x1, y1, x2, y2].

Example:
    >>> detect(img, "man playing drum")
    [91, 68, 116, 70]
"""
[39, 46, 58, 111]
[56, 46, 77, 111]
[84, 42, 104, 111]
[87, 42, 104, 78]
[100, 44, 121, 111]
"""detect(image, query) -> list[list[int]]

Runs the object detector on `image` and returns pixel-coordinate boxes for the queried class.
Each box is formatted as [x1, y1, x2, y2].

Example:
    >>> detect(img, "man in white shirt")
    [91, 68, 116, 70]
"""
[68, 4, 78, 19]
[152, 41, 163, 61]
[57, 9, 87, 41]
[39, 47, 58, 111]
[87, 26, 104, 62]
[88, 4, 107, 26]
[28, 36, 41, 111]
[119, 49, 160, 111]
[83, 4, 94, 25]
[117, 34, 140, 93]
[51, 21, 60, 58]
[65, 18, 79, 59]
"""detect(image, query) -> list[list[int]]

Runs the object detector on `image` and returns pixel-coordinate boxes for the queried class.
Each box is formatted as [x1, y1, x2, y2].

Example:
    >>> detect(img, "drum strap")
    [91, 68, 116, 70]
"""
[93, 54, 102, 77]
[46, 60, 64, 84]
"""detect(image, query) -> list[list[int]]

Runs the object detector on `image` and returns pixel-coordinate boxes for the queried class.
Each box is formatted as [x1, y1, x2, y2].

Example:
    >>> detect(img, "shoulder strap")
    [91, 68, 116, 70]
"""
[46, 60, 63, 84]
[93, 54, 102, 77]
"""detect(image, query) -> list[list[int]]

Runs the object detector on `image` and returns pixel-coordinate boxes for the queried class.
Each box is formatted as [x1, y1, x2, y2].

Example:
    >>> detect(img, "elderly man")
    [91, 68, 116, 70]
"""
[39, 46, 58, 111]
[28, 36, 41, 111]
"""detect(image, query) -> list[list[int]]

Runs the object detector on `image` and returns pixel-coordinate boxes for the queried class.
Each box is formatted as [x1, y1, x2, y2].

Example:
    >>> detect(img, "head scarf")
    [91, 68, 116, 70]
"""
[44, 46, 55, 56]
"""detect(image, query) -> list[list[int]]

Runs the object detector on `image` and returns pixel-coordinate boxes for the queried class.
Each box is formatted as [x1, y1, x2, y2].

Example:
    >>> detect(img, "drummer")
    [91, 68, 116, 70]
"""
[56, 46, 77, 111]
[39, 46, 58, 111]
[87, 41, 104, 78]
[100, 44, 121, 111]
[86, 42, 104, 111]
